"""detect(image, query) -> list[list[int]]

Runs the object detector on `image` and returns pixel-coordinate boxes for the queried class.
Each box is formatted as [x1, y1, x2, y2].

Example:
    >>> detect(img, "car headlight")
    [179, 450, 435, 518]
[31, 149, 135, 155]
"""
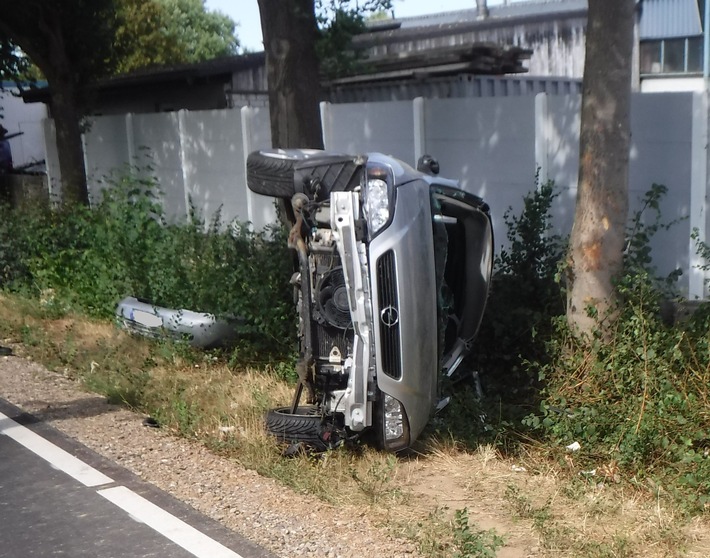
[382, 393, 410, 451]
[363, 165, 394, 236]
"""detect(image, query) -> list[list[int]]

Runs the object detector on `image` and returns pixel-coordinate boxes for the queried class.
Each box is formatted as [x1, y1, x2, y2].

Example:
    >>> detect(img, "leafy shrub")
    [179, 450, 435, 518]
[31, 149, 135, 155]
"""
[441, 181, 710, 511]
[524, 184, 710, 510]
[450, 508, 504, 558]
[472, 178, 565, 383]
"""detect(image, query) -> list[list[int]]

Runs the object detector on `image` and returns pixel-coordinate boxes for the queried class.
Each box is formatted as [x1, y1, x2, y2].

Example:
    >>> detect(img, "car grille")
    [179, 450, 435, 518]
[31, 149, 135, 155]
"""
[376, 250, 402, 380]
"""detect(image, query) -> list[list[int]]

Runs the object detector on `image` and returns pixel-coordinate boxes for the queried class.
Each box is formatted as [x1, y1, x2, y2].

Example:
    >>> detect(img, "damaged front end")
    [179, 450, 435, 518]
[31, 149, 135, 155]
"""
[248, 149, 493, 452]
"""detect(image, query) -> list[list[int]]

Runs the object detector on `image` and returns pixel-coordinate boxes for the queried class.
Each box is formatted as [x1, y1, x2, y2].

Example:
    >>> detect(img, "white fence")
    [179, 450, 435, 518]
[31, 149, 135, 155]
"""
[45, 107, 277, 231]
[42, 91, 710, 298]
[0, 86, 47, 168]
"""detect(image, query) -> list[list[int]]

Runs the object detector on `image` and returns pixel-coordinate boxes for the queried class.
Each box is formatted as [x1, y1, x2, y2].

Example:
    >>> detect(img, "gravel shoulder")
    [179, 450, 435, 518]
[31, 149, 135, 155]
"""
[0, 349, 420, 558]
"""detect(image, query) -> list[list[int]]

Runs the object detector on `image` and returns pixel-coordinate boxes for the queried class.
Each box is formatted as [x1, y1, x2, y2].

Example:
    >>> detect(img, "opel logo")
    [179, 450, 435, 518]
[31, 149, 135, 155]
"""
[380, 306, 399, 327]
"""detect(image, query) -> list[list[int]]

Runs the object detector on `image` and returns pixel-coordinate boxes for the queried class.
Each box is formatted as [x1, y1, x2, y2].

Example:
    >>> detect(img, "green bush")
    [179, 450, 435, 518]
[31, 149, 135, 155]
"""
[524, 184, 710, 510]
[473, 178, 565, 382]
[441, 181, 710, 510]
[0, 169, 295, 354]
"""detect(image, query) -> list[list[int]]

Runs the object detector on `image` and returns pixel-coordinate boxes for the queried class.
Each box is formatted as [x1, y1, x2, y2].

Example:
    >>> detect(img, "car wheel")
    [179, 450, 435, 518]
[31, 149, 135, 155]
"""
[246, 149, 324, 198]
[264, 405, 328, 450]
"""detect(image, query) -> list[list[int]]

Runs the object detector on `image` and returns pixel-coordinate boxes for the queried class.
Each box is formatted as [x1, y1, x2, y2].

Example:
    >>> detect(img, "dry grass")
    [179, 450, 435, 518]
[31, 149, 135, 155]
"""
[3, 291, 710, 557]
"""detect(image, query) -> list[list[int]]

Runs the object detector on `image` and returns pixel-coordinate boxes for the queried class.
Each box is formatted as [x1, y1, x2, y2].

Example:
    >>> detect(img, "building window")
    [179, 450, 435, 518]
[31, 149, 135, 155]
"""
[687, 37, 704, 72]
[640, 37, 703, 75]
[640, 41, 662, 73]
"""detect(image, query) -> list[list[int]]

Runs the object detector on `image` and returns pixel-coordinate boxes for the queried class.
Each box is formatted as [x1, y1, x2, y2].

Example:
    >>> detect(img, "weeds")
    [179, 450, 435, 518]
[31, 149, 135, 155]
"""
[523, 184, 710, 511]
[436, 179, 710, 513]
[350, 454, 400, 504]
[412, 506, 504, 558]
[450, 508, 505, 558]
[436, 178, 566, 451]
[505, 484, 633, 557]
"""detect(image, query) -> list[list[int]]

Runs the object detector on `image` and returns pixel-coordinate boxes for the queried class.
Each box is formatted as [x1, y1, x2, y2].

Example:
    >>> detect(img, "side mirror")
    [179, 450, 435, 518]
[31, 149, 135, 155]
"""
[417, 154, 440, 176]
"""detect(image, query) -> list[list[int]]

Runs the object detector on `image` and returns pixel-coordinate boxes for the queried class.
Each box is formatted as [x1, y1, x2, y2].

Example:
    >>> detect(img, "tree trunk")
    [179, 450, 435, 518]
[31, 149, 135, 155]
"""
[42, 13, 89, 206]
[0, 5, 91, 206]
[566, 0, 635, 337]
[48, 75, 89, 206]
[257, 0, 324, 149]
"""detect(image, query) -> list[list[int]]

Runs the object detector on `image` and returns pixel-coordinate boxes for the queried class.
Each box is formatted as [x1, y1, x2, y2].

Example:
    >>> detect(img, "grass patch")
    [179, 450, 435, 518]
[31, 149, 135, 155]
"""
[3, 291, 710, 556]
[0, 291, 406, 508]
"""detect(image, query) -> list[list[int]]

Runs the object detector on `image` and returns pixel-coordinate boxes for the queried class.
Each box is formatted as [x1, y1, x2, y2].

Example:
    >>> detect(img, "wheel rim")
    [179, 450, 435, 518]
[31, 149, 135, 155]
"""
[260, 149, 323, 161]
[275, 405, 321, 418]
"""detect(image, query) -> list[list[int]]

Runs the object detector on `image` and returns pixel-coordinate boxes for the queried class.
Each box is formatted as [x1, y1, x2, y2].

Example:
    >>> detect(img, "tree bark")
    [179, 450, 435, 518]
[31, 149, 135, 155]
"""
[39, 8, 89, 206]
[0, 4, 90, 206]
[257, 0, 324, 149]
[566, 0, 635, 337]
[48, 73, 89, 206]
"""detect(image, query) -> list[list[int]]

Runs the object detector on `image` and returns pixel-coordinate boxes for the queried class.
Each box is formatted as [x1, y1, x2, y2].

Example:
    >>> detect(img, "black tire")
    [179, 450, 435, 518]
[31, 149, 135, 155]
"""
[246, 149, 323, 198]
[265, 405, 328, 450]
[246, 149, 364, 200]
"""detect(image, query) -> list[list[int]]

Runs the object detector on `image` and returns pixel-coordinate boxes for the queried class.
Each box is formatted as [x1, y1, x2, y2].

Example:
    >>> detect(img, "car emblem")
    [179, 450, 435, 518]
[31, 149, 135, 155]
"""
[380, 306, 399, 327]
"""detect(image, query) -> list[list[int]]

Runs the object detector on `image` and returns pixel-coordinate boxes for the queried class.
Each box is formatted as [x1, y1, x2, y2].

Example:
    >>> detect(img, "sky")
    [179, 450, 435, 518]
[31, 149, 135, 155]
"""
[204, 0, 508, 53]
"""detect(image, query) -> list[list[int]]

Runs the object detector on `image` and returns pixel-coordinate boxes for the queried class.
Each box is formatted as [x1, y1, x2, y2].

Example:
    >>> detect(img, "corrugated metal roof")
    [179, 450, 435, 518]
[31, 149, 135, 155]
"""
[385, 0, 704, 41]
[639, 0, 703, 39]
[393, 0, 587, 29]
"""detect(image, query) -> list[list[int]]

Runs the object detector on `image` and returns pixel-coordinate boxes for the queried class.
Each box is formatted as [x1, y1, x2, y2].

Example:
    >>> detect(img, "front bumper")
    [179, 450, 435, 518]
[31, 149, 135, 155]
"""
[369, 180, 439, 444]
[115, 297, 241, 348]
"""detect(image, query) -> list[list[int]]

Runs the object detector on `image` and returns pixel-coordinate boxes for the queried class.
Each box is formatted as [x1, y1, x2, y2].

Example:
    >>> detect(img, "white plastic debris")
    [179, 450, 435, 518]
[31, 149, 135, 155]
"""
[566, 441, 581, 452]
[511, 465, 527, 473]
[580, 469, 597, 476]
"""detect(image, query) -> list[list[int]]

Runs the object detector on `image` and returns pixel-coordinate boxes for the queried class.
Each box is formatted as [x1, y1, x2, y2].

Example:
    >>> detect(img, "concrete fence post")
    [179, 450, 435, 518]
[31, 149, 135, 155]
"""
[177, 109, 191, 220]
[42, 119, 59, 202]
[80, 130, 90, 202]
[241, 105, 257, 228]
[413, 97, 426, 165]
[125, 113, 136, 167]
[534, 92, 549, 187]
[689, 91, 710, 299]
[320, 101, 333, 149]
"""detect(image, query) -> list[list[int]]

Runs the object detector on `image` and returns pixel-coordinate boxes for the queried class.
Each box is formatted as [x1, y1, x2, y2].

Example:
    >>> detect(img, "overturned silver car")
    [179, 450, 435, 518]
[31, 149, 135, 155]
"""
[247, 149, 493, 451]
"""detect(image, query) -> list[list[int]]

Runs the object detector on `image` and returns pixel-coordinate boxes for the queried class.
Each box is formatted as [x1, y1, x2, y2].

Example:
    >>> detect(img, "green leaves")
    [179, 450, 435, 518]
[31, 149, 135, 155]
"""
[469, 177, 566, 407]
[114, 0, 239, 74]
[451, 508, 504, 558]
[315, 0, 392, 79]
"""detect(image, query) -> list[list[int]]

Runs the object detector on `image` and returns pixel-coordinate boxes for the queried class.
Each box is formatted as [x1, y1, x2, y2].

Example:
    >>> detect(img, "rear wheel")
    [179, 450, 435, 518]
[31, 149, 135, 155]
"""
[265, 405, 328, 450]
[246, 149, 324, 198]
[246, 149, 364, 200]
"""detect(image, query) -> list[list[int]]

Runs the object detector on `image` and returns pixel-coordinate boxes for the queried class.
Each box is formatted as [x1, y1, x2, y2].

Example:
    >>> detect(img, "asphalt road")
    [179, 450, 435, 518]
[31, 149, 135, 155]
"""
[0, 398, 276, 558]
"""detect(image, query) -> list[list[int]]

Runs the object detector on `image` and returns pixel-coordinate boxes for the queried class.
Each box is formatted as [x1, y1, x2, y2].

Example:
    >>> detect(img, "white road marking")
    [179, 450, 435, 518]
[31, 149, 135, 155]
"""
[0, 408, 250, 557]
[0, 411, 113, 487]
[97, 486, 245, 558]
